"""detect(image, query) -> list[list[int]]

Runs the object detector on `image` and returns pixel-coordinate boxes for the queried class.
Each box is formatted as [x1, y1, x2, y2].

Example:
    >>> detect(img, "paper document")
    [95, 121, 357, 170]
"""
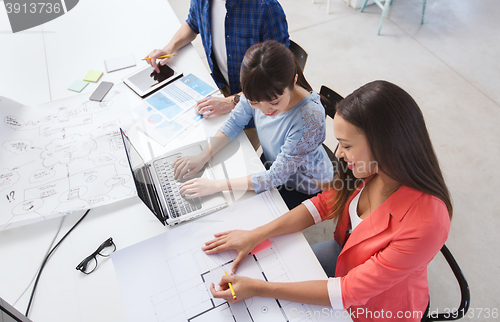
[105, 54, 136, 72]
[112, 192, 350, 322]
[0, 88, 136, 230]
[133, 74, 218, 146]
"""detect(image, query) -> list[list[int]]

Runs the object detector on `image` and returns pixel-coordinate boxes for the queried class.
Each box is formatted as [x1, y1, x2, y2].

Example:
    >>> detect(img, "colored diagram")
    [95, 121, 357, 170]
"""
[155, 120, 186, 139]
[181, 74, 215, 96]
[147, 114, 163, 125]
[146, 93, 183, 121]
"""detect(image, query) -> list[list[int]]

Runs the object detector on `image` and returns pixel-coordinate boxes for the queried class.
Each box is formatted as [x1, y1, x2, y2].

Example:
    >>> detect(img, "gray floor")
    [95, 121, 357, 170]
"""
[169, 0, 499, 318]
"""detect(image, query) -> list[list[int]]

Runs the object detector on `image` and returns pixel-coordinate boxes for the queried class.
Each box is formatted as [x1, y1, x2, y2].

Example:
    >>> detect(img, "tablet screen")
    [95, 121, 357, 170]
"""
[127, 64, 175, 92]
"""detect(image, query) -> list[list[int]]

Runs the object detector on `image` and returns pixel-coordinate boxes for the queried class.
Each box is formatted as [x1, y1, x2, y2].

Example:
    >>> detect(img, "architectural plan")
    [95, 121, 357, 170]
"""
[0, 88, 136, 230]
[148, 243, 315, 322]
[112, 192, 350, 322]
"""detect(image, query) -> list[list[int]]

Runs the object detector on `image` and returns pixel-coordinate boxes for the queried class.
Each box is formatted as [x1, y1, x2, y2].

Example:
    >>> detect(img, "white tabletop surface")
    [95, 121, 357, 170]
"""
[0, 1, 341, 321]
[0, 1, 292, 321]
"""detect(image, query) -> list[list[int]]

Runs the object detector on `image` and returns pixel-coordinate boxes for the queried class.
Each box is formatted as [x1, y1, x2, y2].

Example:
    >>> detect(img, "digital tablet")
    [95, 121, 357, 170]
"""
[123, 63, 182, 98]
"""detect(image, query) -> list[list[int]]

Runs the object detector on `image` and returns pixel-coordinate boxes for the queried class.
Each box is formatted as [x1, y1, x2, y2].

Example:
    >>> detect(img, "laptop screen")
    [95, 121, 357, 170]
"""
[119, 129, 165, 222]
[120, 129, 147, 174]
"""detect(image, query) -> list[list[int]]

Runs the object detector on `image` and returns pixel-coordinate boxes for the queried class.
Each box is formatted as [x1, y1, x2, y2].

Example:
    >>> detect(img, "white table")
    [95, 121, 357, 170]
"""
[0, 1, 338, 321]
[0, 0, 213, 106]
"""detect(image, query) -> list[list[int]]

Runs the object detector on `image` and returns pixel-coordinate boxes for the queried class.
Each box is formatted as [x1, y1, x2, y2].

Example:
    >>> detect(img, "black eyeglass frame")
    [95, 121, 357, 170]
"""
[76, 237, 116, 275]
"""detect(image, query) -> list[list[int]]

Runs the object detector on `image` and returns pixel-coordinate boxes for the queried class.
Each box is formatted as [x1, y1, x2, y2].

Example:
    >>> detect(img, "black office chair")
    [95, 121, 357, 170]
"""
[319, 85, 344, 163]
[289, 40, 308, 72]
[423, 244, 470, 321]
[320, 85, 343, 120]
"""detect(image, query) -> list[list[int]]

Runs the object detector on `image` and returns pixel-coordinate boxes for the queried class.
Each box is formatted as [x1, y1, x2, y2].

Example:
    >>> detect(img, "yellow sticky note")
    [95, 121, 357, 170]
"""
[83, 70, 103, 82]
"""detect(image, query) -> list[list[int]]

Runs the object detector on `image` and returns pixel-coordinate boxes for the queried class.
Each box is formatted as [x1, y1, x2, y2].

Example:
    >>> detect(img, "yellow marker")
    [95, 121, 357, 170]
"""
[142, 54, 175, 61]
[224, 271, 237, 300]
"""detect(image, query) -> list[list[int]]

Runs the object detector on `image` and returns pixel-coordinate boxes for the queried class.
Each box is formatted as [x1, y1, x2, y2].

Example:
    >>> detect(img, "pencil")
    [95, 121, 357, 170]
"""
[224, 271, 237, 300]
[142, 54, 175, 61]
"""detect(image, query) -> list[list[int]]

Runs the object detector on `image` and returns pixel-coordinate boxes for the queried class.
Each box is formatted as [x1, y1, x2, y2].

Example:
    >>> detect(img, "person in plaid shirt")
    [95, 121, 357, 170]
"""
[146, 0, 289, 123]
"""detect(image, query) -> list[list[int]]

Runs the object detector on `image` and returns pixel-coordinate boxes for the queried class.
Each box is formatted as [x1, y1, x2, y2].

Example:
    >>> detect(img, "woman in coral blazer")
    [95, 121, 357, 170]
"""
[203, 80, 452, 321]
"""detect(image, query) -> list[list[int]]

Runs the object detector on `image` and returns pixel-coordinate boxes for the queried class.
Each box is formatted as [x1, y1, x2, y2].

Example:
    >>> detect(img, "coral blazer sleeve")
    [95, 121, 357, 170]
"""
[306, 185, 451, 321]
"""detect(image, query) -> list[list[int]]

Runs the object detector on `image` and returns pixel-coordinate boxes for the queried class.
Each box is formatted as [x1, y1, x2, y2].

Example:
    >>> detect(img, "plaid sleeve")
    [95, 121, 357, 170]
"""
[261, 1, 290, 46]
[186, 0, 200, 34]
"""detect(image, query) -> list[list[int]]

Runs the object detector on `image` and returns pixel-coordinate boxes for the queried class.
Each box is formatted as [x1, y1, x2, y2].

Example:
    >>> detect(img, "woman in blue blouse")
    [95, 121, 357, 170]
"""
[173, 40, 333, 209]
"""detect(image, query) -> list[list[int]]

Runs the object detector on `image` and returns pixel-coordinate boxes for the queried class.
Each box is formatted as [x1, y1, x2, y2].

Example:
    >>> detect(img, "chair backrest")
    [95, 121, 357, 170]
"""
[289, 40, 308, 72]
[424, 244, 470, 321]
[319, 85, 343, 120]
[318, 85, 343, 164]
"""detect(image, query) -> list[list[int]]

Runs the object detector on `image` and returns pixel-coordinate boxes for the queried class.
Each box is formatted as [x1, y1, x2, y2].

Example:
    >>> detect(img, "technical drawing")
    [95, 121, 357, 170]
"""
[149, 243, 315, 322]
[111, 192, 343, 322]
[0, 89, 135, 230]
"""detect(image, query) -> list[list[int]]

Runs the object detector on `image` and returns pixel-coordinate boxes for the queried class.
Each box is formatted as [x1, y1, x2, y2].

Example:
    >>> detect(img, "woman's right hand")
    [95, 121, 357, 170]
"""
[202, 230, 261, 273]
[210, 274, 262, 304]
[172, 155, 207, 180]
[144, 49, 173, 73]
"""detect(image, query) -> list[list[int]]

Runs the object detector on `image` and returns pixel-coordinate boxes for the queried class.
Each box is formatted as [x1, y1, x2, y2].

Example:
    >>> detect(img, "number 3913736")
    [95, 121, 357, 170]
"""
[5, 2, 62, 14]
[443, 308, 498, 319]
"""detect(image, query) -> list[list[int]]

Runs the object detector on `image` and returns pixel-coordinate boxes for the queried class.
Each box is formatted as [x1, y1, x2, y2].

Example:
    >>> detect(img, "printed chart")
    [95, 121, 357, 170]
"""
[147, 114, 163, 125]
[133, 74, 217, 146]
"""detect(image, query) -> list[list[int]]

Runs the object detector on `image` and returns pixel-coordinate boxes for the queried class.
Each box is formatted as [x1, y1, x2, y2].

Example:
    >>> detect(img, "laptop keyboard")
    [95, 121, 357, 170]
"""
[154, 160, 202, 218]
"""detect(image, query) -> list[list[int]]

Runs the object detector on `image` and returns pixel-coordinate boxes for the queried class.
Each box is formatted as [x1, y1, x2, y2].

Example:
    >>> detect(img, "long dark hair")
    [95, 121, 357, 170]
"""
[328, 80, 452, 221]
[240, 40, 312, 102]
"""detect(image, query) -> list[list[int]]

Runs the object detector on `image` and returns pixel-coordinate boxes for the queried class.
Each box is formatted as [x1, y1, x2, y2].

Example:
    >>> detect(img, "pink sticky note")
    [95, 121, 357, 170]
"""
[251, 239, 272, 255]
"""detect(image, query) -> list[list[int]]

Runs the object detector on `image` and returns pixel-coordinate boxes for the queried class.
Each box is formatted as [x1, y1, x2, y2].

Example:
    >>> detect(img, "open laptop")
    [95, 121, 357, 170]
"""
[120, 129, 227, 225]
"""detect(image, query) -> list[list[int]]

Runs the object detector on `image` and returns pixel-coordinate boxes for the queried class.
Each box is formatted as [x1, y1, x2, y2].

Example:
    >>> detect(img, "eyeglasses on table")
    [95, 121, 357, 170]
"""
[76, 237, 116, 274]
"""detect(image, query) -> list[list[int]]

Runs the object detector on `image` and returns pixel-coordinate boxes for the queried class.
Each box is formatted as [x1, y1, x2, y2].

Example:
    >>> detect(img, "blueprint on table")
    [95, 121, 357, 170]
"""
[0, 89, 136, 230]
[112, 192, 350, 322]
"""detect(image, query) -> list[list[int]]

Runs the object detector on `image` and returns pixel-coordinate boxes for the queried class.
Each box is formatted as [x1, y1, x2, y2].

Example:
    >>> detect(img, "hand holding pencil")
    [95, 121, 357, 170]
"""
[210, 273, 242, 303]
[142, 54, 175, 61]
[210, 273, 266, 304]
[224, 271, 237, 300]
[144, 49, 177, 73]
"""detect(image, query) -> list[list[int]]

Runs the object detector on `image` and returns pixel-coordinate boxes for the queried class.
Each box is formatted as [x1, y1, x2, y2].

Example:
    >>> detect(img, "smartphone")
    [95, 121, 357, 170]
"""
[89, 81, 114, 101]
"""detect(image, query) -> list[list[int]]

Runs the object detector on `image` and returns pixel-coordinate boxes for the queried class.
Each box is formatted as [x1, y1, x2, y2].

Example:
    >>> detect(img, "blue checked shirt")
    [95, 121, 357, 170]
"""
[187, 0, 290, 94]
